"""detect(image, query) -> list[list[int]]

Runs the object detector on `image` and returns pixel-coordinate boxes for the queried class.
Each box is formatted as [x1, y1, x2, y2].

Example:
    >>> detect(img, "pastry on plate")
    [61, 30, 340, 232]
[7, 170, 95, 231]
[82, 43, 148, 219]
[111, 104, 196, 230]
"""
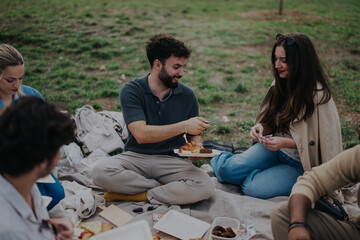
[179, 142, 212, 154]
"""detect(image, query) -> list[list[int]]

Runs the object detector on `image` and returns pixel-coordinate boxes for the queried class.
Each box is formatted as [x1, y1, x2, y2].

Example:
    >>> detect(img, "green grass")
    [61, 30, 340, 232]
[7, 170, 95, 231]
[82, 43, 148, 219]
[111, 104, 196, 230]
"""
[1, 0, 359, 150]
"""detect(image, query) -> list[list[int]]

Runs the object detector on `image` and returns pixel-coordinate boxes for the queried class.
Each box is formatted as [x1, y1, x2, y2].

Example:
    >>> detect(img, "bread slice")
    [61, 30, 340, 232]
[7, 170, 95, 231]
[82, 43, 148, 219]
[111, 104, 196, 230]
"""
[79, 221, 102, 235]
[80, 232, 93, 240]
[101, 223, 113, 233]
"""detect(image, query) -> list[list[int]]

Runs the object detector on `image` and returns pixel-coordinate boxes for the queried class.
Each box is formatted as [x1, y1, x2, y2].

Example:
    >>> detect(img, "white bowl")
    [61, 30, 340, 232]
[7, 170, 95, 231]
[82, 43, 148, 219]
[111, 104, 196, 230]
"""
[210, 217, 240, 240]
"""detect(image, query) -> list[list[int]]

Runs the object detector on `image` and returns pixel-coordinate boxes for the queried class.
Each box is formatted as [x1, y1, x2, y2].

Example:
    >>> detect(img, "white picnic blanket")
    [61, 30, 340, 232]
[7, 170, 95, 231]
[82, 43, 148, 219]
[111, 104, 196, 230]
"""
[53, 160, 360, 240]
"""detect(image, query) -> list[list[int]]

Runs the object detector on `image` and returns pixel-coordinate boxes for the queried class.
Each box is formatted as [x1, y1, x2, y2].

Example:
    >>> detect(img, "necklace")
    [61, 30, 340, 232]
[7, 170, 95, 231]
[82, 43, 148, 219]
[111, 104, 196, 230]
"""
[160, 89, 172, 102]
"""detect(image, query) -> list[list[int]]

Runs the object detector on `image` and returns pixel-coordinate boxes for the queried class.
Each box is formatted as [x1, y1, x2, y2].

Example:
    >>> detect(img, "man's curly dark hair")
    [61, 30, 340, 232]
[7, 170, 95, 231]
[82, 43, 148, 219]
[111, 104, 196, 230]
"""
[146, 33, 191, 68]
[0, 97, 75, 176]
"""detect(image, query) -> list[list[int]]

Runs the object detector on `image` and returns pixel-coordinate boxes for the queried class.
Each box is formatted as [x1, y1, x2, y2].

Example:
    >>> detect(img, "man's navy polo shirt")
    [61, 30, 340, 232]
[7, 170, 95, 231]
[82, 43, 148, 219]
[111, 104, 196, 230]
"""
[120, 74, 199, 155]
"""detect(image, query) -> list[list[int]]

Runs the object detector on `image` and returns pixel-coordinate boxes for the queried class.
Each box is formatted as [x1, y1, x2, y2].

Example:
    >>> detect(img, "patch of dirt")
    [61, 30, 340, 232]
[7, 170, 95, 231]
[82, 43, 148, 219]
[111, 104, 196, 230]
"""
[211, 102, 233, 118]
[90, 97, 119, 111]
[237, 10, 329, 23]
[44, 51, 58, 58]
[335, 98, 360, 124]
[208, 75, 224, 84]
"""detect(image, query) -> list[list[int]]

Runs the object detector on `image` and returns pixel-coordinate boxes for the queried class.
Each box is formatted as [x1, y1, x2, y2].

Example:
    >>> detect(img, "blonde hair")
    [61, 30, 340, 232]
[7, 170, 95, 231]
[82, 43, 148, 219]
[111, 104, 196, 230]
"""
[0, 44, 25, 95]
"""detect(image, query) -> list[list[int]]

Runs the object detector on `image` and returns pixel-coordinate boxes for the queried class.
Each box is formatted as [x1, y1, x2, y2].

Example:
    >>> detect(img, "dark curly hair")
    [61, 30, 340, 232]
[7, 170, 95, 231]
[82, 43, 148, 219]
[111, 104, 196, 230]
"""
[146, 33, 191, 68]
[0, 97, 75, 176]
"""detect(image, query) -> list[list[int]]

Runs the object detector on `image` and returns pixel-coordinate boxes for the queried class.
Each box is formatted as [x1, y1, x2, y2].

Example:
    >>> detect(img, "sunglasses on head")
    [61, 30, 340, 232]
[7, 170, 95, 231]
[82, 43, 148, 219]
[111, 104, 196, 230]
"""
[276, 34, 296, 46]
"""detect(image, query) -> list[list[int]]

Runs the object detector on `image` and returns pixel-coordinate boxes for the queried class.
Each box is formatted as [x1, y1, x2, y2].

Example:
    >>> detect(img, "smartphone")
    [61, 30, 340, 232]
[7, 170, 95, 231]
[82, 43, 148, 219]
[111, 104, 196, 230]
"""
[258, 134, 273, 142]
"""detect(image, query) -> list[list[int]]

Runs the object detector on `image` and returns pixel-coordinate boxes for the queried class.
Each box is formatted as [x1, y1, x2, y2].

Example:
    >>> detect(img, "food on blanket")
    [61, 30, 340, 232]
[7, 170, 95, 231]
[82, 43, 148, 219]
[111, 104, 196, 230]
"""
[179, 142, 212, 154]
[79, 221, 102, 235]
[152, 233, 161, 240]
[152, 213, 163, 223]
[74, 221, 113, 240]
[79, 231, 92, 240]
[101, 223, 113, 232]
[200, 147, 212, 153]
[73, 228, 87, 240]
[212, 225, 236, 238]
[189, 238, 204, 240]
[179, 142, 202, 153]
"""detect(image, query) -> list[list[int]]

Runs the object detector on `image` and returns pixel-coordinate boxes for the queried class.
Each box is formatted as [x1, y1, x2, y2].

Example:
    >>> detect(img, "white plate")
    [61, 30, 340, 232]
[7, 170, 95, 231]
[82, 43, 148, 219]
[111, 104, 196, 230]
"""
[153, 209, 210, 240]
[173, 149, 222, 158]
[91, 220, 153, 240]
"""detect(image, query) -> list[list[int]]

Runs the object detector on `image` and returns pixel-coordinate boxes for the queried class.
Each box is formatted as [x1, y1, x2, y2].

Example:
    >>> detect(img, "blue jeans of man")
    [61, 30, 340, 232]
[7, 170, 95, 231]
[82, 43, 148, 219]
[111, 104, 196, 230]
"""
[210, 142, 304, 199]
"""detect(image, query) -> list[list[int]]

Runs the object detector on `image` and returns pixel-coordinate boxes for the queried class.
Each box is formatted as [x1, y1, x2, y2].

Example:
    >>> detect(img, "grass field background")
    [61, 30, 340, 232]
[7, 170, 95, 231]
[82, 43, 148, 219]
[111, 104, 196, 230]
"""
[1, 0, 359, 152]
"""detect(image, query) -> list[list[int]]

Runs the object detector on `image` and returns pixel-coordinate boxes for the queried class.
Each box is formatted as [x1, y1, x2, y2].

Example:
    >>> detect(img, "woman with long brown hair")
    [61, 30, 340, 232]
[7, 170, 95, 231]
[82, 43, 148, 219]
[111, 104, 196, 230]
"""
[211, 33, 342, 199]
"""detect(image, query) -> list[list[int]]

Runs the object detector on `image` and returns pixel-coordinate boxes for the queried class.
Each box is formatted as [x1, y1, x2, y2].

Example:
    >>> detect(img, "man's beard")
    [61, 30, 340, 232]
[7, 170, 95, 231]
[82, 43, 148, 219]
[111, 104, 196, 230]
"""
[158, 66, 179, 89]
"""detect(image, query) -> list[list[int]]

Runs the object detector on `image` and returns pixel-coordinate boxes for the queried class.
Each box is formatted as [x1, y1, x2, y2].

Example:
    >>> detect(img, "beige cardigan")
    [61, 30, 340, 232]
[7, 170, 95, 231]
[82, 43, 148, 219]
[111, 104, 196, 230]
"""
[255, 82, 342, 171]
[291, 145, 360, 221]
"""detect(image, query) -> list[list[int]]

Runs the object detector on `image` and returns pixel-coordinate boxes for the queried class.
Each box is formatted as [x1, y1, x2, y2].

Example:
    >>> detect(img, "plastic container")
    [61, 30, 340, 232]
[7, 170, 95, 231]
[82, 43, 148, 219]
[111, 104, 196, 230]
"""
[210, 217, 240, 240]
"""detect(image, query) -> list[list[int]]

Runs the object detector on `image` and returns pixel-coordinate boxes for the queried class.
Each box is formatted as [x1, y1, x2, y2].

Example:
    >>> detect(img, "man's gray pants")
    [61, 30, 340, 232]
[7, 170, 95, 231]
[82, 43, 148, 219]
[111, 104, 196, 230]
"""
[92, 151, 215, 205]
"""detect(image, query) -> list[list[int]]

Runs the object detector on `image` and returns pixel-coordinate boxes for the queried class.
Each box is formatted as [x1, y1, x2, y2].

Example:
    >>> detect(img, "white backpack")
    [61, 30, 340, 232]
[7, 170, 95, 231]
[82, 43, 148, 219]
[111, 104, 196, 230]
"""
[74, 105, 128, 154]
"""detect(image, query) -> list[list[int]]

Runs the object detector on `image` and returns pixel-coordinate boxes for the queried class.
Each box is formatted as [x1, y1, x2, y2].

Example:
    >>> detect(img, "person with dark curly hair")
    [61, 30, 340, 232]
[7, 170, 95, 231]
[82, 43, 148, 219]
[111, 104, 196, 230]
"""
[0, 43, 65, 210]
[92, 34, 214, 205]
[211, 33, 342, 199]
[0, 97, 75, 239]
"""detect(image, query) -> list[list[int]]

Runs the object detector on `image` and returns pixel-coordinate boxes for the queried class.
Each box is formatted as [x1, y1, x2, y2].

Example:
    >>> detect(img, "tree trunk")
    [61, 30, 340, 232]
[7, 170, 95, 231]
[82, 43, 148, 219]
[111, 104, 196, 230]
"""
[279, 0, 283, 15]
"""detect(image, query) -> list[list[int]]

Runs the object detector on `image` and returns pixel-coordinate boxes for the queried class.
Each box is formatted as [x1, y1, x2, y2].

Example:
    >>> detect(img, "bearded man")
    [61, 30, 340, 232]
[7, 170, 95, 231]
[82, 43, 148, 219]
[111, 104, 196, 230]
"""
[92, 34, 214, 205]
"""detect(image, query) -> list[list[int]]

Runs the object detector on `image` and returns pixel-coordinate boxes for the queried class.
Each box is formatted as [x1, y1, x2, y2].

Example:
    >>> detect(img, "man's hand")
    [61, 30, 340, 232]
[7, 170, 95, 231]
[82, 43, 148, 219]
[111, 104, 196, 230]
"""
[288, 226, 311, 240]
[48, 218, 74, 240]
[128, 117, 211, 144]
[187, 117, 211, 135]
[250, 123, 264, 142]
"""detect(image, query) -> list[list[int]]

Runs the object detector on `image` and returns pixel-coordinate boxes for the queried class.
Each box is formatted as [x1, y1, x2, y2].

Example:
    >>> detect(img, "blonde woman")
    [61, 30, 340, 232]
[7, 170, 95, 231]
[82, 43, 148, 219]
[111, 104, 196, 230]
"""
[0, 44, 64, 210]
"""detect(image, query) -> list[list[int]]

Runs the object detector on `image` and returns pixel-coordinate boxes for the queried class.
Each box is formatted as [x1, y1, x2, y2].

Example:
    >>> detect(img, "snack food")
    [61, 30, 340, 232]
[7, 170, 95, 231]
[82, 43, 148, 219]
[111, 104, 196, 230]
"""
[74, 221, 114, 240]
[80, 221, 102, 235]
[152, 233, 161, 240]
[200, 147, 212, 153]
[212, 225, 236, 238]
[101, 223, 113, 232]
[179, 142, 212, 154]
[79, 231, 92, 240]
[179, 142, 203, 153]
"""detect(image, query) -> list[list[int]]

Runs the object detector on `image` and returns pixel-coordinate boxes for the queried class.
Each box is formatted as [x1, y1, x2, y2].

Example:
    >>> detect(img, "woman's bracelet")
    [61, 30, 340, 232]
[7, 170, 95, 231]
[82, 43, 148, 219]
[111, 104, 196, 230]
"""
[185, 120, 188, 134]
[288, 222, 308, 232]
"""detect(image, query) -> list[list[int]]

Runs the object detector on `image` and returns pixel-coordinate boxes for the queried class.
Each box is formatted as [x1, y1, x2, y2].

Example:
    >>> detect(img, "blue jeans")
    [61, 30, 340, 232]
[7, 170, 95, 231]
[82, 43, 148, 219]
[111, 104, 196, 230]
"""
[37, 173, 65, 210]
[210, 142, 304, 199]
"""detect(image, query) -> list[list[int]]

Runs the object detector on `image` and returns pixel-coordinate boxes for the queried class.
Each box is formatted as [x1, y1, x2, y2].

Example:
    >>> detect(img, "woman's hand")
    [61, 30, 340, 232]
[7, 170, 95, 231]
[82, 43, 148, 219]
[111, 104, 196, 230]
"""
[48, 218, 74, 240]
[261, 137, 296, 151]
[250, 123, 264, 142]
